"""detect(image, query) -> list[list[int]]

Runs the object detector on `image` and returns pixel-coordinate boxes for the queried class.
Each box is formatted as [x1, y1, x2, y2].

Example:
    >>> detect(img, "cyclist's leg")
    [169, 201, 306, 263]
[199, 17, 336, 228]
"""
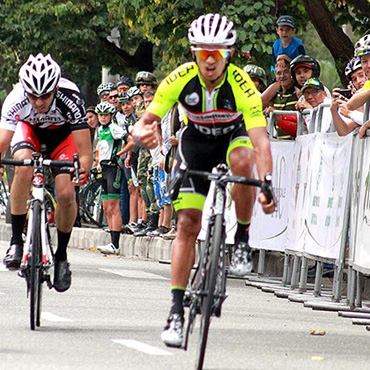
[4, 122, 38, 269]
[226, 131, 256, 275]
[50, 133, 78, 292]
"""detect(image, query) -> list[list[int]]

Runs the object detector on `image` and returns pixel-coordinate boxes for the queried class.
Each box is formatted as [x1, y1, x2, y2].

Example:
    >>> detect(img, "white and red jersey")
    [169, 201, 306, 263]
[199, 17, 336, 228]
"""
[0, 78, 87, 131]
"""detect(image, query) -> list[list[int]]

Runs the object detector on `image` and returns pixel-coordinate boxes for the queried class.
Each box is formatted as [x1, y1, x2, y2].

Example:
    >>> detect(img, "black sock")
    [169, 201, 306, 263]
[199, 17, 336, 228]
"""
[10, 214, 27, 245]
[55, 230, 71, 262]
[111, 231, 120, 249]
[235, 221, 251, 242]
[170, 288, 185, 316]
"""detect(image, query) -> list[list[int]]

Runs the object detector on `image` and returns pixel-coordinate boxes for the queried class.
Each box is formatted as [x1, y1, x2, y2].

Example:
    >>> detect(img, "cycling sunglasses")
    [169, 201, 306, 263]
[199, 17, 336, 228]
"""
[118, 86, 129, 93]
[27, 91, 54, 101]
[192, 48, 231, 61]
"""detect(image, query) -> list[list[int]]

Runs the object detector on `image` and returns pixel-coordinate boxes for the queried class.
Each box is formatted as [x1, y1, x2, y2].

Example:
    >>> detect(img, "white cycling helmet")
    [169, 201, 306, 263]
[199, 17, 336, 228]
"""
[188, 13, 236, 46]
[355, 34, 370, 57]
[19, 53, 61, 97]
[97, 82, 114, 96]
[345, 57, 362, 77]
[95, 101, 115, 114]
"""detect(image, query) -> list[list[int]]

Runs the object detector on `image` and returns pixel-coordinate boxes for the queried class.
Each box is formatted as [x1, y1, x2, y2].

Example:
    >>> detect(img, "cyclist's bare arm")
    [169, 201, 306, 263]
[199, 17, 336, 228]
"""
[132, 111, 162, 149]
[247, 126, 275, 214]
[72, 128, 93, 184]
[346, 88, 370, 111]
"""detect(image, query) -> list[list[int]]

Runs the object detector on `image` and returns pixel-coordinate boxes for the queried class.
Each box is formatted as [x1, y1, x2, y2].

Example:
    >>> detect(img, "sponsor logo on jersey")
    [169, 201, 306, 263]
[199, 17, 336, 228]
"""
[7, 98, 28, 117]
[164, 64, 195, 85]
[56, 90, 83, 120]
[185, 92, 200, 106]
[186, 109, 242, 125]
[232, 69, 256, 98]
[193, 123, 237, 136]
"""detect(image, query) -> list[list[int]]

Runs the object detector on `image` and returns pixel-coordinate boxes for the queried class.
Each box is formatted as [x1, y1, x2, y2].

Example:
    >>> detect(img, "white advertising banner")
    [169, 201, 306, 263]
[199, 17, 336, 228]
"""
[353, 138, 370, 273]
[249, 141, 295, 252]
[198, 141, 295, 249]
[303, 133, 353, 259]
[285, 134, 316, 253]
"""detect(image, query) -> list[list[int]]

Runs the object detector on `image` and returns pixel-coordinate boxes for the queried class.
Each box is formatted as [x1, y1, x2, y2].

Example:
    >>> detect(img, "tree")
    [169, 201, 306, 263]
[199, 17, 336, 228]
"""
[0, 0, 368, 101]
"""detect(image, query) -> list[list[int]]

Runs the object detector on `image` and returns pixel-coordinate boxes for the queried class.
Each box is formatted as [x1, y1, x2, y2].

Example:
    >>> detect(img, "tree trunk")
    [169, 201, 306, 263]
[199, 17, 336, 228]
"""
[99, 38, 154, 72]
[302, 0, 354, 85]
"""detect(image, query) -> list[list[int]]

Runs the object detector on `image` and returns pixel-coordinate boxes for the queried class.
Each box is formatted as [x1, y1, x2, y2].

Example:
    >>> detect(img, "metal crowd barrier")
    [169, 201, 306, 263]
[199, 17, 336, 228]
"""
[249, 101, 370, 315]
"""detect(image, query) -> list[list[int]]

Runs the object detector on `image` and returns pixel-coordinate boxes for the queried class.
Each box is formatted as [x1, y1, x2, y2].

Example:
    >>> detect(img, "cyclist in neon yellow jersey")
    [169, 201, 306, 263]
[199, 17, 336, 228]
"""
[133, 13, 276, 348]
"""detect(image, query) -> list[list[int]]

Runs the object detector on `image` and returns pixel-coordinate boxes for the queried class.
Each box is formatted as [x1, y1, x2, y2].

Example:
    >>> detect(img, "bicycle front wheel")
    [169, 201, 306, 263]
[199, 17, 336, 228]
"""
[30, 200, 43, 330]
[195, 214, 224, 370]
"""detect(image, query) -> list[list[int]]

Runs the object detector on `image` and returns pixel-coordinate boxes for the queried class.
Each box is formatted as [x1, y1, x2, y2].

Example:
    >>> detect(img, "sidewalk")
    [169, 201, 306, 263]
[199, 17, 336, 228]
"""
[0, 219, 173, 261]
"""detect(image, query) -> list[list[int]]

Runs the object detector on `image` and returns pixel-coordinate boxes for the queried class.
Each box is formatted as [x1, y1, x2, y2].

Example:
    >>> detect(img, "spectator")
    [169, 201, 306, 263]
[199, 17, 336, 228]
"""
[272, 15, 305, 63]
[345, 57, 367, 93]
[134, 90, 160, 237]
[86, 106, 99, 153]
[296, 78, 332, 132]
[346, 34, 370, 112]
[262, 60, 299, 138]
[96, 82, 114, 102]
[135, 71, 157, 93]
[127, 86, 144, 109]
[95, 102, 126, 255]
[243, 64, 268, 93]
[116, 75, 134, 95]
[290, 55, 331, 97]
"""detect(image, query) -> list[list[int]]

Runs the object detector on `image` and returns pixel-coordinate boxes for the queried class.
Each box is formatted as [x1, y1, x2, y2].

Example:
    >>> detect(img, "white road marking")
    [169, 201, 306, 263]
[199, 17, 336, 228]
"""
[112, 339, 173, 356]
[99, 268, 168, 280]
[0, 264, 7, 272]
[41, 311, 73, 322]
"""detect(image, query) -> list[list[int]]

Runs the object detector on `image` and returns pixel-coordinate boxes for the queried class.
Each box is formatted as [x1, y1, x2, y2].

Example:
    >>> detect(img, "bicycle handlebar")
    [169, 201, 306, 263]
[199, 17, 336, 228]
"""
[0, 151, 81, 178]
[168, 164, 276, 205]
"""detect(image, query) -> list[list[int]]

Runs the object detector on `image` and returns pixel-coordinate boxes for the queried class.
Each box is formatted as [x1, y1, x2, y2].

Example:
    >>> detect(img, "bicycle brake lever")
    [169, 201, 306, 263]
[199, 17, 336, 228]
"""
[73, 153, 80, 184]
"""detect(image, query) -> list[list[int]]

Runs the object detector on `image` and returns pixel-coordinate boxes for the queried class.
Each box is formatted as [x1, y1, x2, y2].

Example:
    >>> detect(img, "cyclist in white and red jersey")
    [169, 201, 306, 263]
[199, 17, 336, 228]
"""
[0, 53, 92, 293]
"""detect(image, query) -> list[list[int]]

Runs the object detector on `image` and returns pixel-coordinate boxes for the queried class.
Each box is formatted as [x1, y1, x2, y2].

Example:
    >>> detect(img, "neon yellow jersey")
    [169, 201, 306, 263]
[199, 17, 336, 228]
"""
[147, 62, 266, 135]
[361, 79, 370, 91]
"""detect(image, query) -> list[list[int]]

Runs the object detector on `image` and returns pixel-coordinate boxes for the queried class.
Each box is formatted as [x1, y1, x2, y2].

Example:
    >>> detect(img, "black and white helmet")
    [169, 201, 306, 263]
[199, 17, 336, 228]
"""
[95, 101, 115, 114]
[19, 53, 61, 97]
[345, 57, 362, 77]
[355, 34, 370, 57]
[97, 82, 114, 96]
[127, 86, 142, 98]
[188, 13, 236, 46]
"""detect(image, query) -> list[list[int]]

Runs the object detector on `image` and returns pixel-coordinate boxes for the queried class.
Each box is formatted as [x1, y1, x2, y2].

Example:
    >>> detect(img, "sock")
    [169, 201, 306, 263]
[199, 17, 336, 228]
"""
[170, 287, 186, 316]
[55, 230, 71, 262]
[235, 220, 251, 242]
[111, 231, 120, 249]
[10, 214, 27, 245]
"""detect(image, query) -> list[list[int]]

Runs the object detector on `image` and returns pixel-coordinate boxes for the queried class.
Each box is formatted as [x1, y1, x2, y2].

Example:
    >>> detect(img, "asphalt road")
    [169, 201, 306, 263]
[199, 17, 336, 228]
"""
[1, 244, 370, 370]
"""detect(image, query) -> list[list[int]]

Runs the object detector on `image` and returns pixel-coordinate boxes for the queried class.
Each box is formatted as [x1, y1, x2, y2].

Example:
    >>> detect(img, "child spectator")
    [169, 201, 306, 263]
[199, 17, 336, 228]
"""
[243, 64, 268, 93]
[273, 15, 305, 63]
[345, 57, 367, 93]
[127, 86, 144, 109]
[94, 102, 125, 255]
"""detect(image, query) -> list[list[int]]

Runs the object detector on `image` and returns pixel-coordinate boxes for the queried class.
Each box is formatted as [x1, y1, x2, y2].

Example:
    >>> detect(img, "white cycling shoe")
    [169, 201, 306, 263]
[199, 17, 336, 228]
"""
[161, 314, 184, 348]
[97, 243, 120, 255]
[229, 242, 253, 276]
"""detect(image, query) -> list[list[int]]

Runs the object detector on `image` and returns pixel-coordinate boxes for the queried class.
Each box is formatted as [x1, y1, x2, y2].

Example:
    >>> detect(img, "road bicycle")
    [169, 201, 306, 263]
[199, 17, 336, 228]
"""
[0, 151, 80, 330]
[169, 162, 275, 370]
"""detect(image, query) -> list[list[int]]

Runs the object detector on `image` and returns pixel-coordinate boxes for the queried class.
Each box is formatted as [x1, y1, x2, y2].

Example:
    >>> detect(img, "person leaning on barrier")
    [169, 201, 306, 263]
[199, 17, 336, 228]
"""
[346, 34, 370, 112]
[296, 78, 332, 132]
[330, 57, 367, 136]
[262, 59, 299, 138]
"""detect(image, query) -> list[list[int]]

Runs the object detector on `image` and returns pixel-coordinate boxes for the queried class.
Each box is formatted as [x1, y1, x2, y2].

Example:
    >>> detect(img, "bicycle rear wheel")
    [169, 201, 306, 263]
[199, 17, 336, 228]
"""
[195, 214, 224, 370]
[80, 180, 107, 228]
[30, 200, 43, 330]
